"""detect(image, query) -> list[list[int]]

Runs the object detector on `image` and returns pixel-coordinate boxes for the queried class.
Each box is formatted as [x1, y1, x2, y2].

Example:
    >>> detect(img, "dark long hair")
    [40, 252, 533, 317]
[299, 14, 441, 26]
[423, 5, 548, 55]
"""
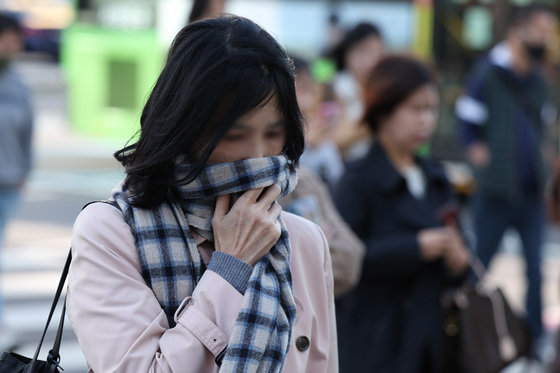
[329, 22, 382, 71]
[363, 55, 436, 133]
[115, 15, 305, 208]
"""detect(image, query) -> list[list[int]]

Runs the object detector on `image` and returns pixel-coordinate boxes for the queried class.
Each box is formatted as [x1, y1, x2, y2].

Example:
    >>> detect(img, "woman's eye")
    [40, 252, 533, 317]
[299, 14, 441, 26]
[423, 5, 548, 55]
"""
[223, 134, 244, 141]
[267, 131, 285, 139]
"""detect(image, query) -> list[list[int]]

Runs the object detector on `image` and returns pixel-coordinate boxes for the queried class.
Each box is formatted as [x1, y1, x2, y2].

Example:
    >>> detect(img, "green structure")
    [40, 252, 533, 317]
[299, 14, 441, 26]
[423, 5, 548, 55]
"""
[62, 0, 165, 139]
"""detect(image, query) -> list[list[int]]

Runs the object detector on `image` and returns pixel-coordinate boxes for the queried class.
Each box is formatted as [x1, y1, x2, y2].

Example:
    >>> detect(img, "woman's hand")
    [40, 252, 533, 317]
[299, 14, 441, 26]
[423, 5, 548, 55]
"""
[212, 185, 283, 265]
[418, 228, 450, 261]
[467, 141, 491, 168]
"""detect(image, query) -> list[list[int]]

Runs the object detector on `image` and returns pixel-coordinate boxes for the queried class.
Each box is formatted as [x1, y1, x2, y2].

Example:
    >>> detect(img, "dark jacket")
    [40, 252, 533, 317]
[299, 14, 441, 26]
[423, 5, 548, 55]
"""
[457, 46, 549, 201]
[333, 143, 458, 373]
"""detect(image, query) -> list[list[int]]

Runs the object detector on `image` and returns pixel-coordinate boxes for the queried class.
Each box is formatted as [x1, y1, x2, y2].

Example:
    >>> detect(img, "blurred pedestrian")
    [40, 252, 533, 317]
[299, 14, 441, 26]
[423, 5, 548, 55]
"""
[282, 54, 364, 298]
[278, 167, 365, 298]
[329, 22, 384, 162]
[0, 11, 32, 349]
[292, 54, 344, 189]
[324, 14, 344, 56]
[188, 0, 226, 23]
[0, 13, 32, 246]
[455, 4, 557, 349]
[67, 16, 337, 372]
[334, 55, 470, 373]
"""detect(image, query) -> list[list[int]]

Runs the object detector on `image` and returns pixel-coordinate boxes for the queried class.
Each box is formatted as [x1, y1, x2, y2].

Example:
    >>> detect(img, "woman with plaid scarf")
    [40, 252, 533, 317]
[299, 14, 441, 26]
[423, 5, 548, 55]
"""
[66, 16, 338, 372]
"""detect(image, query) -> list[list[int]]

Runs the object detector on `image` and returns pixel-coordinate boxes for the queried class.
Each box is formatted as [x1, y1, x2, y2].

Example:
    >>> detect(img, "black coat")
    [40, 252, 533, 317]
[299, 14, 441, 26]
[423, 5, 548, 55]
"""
[334, 143, 458, 373]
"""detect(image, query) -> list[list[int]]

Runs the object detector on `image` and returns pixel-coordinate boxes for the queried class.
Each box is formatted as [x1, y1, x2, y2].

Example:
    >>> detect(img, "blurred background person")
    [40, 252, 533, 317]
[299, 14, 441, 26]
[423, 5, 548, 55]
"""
[278, 165, 365, 298]
[279, 54, 365, 298]
[328, 22, 384, 162]
[324, 13, 345, 56]
[455, 4, 558, 351]
[0, 12, 33, 348]
[188, 0, 226, 24]
[292, 54, 345, 190]
[334, 55, 470, 373]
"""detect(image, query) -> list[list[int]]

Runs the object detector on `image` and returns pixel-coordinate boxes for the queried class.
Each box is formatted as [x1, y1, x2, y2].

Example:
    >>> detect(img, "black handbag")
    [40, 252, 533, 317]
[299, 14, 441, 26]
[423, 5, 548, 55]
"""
[0, 250, 71, 372]
[442, 258, 532, 373]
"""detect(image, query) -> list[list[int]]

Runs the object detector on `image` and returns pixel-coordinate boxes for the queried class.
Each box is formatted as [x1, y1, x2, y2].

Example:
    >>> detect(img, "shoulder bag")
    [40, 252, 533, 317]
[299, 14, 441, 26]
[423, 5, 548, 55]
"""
[442, 258, 532, 373]
[0, 249, 71, 372]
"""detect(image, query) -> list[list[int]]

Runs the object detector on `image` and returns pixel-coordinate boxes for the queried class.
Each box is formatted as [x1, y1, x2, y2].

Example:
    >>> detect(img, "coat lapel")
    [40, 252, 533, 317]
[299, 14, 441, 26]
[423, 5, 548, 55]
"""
[369, 143, 449, 230]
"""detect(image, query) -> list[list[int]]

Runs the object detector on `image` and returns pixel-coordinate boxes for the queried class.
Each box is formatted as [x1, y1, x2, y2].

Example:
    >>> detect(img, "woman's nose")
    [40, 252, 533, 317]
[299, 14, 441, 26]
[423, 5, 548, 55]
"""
[246, 140, 265, 159]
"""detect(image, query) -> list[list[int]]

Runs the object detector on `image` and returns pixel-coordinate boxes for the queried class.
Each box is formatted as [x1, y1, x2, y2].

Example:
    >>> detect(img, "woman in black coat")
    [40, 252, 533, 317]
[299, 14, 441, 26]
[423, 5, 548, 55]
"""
[334, 55, 470, 373]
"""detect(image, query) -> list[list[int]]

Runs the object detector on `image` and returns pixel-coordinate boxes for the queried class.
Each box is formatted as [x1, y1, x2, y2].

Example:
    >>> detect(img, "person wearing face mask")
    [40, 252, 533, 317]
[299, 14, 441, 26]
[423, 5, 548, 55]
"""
[455, 4, 557, 356]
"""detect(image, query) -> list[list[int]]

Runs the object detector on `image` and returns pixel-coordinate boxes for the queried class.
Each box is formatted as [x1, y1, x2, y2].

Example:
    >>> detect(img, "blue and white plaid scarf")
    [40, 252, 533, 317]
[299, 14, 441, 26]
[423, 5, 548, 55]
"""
[113, 155, 298, 372]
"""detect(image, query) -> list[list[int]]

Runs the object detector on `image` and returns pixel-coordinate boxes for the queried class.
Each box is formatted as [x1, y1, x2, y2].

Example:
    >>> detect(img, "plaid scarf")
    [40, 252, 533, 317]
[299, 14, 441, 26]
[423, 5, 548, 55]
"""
[113, 155, 298, 372]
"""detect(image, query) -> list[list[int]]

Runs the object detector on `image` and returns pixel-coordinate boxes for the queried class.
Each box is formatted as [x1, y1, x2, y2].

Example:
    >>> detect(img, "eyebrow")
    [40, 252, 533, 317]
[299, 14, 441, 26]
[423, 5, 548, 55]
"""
[230, 120, 285, 130]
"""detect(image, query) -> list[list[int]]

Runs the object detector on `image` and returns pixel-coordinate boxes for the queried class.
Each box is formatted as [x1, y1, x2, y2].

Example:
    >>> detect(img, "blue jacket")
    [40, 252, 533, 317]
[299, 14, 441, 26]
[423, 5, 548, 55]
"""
[334, 143, 459, 373]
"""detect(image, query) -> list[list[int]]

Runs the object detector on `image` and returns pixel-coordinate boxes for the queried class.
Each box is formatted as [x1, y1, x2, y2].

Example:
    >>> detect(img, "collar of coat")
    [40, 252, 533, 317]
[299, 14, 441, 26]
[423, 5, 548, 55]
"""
[359, 142, 449, 195]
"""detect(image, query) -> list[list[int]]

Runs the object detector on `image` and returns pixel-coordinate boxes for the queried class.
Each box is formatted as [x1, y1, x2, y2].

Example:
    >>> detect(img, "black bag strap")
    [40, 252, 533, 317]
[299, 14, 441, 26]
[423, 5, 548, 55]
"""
[49, 301, 66, 362]
[27, 200, 116, 370]
[30, 248, 71, 366]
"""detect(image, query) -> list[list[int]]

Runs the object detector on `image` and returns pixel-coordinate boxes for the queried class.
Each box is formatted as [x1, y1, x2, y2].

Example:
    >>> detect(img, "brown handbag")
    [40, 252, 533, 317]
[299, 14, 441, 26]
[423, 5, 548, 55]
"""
[442, 259, 532, 373]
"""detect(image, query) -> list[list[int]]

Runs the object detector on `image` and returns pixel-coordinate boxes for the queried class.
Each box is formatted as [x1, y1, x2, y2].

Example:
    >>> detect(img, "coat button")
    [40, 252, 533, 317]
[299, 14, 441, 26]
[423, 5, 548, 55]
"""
[296, 336, 310, 352]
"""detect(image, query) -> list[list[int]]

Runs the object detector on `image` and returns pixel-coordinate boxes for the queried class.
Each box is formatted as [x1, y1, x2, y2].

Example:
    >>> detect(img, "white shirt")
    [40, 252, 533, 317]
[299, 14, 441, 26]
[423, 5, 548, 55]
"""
[402, 165, 426, 199]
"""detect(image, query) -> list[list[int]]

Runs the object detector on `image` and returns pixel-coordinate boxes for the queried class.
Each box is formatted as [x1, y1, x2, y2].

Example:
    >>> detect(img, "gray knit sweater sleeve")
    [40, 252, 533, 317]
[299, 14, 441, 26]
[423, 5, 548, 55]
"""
[207, 251, 254, 294]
